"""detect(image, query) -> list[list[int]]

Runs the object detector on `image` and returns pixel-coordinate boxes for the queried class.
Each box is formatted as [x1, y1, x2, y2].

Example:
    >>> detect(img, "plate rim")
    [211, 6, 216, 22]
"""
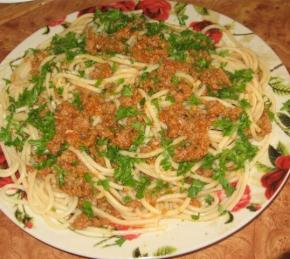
[0, 1, 290, 258]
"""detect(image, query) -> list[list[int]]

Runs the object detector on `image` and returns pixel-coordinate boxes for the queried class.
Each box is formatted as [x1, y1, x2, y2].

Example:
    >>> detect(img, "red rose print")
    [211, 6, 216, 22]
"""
[261, 169, 287, 199]
[48, 17, 66, 27]
[77, 6, 96, 17]
[275, 155, 290, 170]
[232, 183, 251, 212]
[101, 1, 136, 12]
[0, 176, 13, 188]
[111, 223, 141, 240]
[25, 221, 33, 229]
[190, 20, 223, 44]
[0, 150, 12, 188]
[122, 233, 140, 240]
[137, 0, 171, 21]
[261, 155, 290, 199]
[207, 29, 223, 45]
[0, 153, 6, 164]
[190, 20, 212, 31]
[216, 181, 251, 212]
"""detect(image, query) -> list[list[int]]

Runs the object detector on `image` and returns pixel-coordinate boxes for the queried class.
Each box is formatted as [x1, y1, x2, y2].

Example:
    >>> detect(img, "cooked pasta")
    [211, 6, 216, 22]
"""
[0, 8, 274, 235]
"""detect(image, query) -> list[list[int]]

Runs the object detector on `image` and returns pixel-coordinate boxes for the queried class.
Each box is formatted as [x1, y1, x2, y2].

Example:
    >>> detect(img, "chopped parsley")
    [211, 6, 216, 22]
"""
[83, 173, 109, 190]
[82, 200, 94, 218]
[191, 213, 200, 221]
[145, 22, 167, 36]
[152, 179, 169, 195]
[205, 194, 214, 205]
[94, 9, 135, 34]
[188, 179, 206, 198]
[140, 71, 149, 81]
[84, 60, 96, 68]
[160, 155, 172, 171]
[215, 69, 253, 100]
[95, 78, 103, 87]
[84, 172, 93, 183]
[11, 61, 54, 109]
[200, 124, 257, 196]
[160, 133, 174, 171]
[105, 145, 136, 187]
[186, 94, 201, 105]
[71, 91, 83, 111]
[122, 195, 132, 204]
[219, 134, 258, 169]
[50, 31, 85, 61]
[27, 105, 55, 155]
[177, 161, 195, 175]
[135, 176, 150, 199]
[213, 117, 235, 136]
[115, 106, 139, 120]
[239, 99, 251, 110]
[168, 29, 214, 61]
[56, 87, 64, 95]
[122, 84, 133, 97]
[195, 58, 210, 71]
[53, 165, 66, 187]
[171, 75, 180, 85]
[165, 95, 175, 103]
[98, 179, 110, 191]
[130, 122, 145, 151]
[213, 169, 234, 196]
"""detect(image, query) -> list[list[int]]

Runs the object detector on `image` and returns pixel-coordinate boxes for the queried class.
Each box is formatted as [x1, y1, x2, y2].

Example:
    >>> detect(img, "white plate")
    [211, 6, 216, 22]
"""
[0, 1, 290, 258]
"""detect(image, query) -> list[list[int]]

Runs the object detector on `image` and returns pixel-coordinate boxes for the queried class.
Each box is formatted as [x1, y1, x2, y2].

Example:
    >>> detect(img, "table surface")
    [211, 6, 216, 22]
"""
[0, 0, 289, 259]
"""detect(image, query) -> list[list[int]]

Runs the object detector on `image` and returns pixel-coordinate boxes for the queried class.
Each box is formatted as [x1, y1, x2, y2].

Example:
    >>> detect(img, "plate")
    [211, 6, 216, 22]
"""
[0, 1, 290, 258]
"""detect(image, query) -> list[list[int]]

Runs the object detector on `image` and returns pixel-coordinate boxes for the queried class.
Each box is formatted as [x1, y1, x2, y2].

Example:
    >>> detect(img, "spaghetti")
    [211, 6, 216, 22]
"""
[0, 8, 274, 235]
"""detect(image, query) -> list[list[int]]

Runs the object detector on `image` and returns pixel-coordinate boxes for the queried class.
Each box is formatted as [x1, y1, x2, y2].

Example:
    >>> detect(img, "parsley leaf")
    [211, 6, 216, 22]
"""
[135, 176, 150, 199]
[191, 213, 200, 220]
[213, 117, 235, 136]
[188, 179, 206, 198]
[105, 145, 136, 187]
[215, 69, 253, 100]
[50, 32, 85, 61]
[186, 94, 201, 105]
[98, 179, 110, 191]
[239, 99, 251, 110]
[82, 200, 94, 218]
[71, 91, 83, 111]
[177, 161, 195, 175]
[53, 165, 66, 187]
[168, 29, 214, 61]
[160, 155, 172, 171]
[94, 9, 134, 34]
[122, 84, 133, 97]
[213, 168, 235, 196]
[171, 75, 180, 85]
[130, 123, 145, 151]
[27, 105, 55, 155]
[202, 154, 215, 169]
[145, 22, 167, 36]
[13, 61, 53, 108]
[115, 106, 139, 120]
[205, 194, 214, 205]
[152, 179, 169, 195]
